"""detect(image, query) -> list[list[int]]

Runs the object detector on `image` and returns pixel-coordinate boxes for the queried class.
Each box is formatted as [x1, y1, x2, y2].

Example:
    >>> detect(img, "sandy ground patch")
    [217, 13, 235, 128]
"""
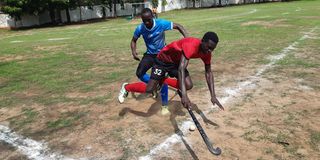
[241, 19, 291, 28]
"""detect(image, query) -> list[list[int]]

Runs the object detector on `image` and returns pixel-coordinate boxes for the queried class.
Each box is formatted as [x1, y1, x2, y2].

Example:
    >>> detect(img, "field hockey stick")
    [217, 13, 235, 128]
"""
[187, 106, 222, 155]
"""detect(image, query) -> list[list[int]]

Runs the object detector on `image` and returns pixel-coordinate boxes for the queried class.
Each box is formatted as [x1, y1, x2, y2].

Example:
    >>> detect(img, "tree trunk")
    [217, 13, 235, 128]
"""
[57, 9, 62, 24]
[102, 6, 106, 19]
[113, 0, 117, 17]
[79, 5, 82, 21]
[66, 8, 71, 23]
[49, 8, 56, 24]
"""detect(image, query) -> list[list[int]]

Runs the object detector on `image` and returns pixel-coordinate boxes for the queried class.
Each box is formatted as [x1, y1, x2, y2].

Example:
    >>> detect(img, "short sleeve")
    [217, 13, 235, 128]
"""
[158, 19, 173, 31]
[133, 25, 142, 38]
[181, 41, 194, 59]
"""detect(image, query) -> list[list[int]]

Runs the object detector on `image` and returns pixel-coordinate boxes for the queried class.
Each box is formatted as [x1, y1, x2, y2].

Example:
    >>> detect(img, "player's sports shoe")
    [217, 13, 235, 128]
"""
[161, 105, 170, 115]
[118, 83, 128, 103]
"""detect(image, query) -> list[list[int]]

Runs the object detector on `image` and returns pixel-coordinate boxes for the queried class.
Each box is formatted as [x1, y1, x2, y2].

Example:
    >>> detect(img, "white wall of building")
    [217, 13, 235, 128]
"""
[0, 14, 10, 28]
[0, 0, 276, 28]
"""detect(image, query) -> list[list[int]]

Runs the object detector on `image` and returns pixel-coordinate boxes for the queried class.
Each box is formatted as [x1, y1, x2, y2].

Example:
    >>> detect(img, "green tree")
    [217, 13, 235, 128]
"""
[0, 0, 47, 19]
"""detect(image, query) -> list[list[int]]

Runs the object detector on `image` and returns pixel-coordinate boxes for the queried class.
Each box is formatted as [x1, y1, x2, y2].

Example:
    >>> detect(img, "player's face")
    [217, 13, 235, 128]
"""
[200, 40, 217, 54]
[141, 12, 154, 29]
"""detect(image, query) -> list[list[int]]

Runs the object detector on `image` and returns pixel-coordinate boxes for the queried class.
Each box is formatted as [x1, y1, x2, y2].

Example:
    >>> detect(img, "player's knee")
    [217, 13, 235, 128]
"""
[136, 71, 144, 80]
[186, 83, 193, 90]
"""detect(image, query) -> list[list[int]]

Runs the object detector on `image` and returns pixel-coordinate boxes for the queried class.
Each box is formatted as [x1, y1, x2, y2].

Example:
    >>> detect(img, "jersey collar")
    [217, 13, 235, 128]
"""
[144, 19, 156, 31]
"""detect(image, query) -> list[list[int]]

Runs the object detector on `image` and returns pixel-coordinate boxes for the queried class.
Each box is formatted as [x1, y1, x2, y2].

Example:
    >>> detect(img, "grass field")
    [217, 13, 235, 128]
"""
[0, 0, 319, 159]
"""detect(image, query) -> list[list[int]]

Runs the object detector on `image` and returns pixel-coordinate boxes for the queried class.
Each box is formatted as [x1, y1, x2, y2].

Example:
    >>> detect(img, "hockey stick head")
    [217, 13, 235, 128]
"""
[208, 145, 222, 155]
[187, 107, 222, 156]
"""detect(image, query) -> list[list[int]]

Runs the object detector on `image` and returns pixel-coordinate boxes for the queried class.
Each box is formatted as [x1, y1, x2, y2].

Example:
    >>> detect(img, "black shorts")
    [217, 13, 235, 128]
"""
[136, 54, 157, 78]
[150, 58, 189, 80]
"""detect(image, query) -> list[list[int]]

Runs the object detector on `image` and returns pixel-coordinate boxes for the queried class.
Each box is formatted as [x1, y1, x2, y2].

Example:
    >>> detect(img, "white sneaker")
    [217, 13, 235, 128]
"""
[118, 83, 128, 103]
[161, 105, 170, 115]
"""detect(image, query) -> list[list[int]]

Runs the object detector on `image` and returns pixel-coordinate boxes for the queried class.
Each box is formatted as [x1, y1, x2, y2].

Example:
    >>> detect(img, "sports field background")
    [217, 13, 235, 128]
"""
[0, 0, 319, 159]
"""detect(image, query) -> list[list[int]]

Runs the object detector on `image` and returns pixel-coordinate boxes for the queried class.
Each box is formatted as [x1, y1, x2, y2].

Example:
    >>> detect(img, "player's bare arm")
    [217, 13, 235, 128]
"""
[130, 36, 140, 61]
[173, 23, 188, 38]
[205, 64, 224, 110]
[179, 54, 191, 108]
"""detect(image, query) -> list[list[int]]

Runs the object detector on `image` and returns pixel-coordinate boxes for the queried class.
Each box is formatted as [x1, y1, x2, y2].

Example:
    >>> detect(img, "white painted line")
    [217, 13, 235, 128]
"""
[10, 40, 24, 43]
[139, 27, 318, 159]
[47, 38, 71, 41]
[0, 125, 75, 160]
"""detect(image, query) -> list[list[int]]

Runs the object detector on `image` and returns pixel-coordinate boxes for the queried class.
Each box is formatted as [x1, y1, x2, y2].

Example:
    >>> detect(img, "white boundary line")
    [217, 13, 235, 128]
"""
[0, 125, 75, 160]
[47, 38, 71, 41]
[139, 27, 318, 160]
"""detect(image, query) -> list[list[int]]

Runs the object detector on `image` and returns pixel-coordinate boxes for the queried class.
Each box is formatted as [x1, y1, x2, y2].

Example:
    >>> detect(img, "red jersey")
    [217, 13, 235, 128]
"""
[157, 37, 211, 65]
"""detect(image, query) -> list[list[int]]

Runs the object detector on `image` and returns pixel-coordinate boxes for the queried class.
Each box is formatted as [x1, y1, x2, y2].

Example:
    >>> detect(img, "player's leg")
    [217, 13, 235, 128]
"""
[138, 55, 169, 108]
[184, 75, 193, 90]
[136, 54, 154, 83]
[136, 54, 162, 99]
[118, 81, 147, 103]
[118, 54, 154, 103]
[150, 63, 171, 114]
[119, 55, 152, 103]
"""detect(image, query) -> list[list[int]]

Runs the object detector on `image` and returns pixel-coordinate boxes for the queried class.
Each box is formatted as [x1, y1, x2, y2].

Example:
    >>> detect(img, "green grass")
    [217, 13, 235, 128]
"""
[10, 108, 39, 129]
[277, 53, 319, 68]
[310, 131, 320, 151]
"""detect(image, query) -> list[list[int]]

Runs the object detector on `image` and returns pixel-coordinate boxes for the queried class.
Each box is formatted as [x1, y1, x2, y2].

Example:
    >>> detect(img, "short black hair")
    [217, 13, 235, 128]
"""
[202, 32, 219, 44]
[142, 8, 153, 15]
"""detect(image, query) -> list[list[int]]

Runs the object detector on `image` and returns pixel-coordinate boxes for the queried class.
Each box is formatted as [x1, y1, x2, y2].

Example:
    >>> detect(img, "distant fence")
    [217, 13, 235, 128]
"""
[0, 0, 279, 28]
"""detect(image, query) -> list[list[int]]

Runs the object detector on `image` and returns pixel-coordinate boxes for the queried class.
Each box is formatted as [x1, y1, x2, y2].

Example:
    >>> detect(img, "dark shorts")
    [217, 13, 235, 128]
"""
[136, 54, 157, 78]
[150, 58, 189, 80]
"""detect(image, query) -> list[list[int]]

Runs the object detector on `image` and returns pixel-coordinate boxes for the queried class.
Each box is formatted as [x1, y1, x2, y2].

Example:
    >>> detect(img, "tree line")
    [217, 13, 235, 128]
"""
[0, 0, 144, 23]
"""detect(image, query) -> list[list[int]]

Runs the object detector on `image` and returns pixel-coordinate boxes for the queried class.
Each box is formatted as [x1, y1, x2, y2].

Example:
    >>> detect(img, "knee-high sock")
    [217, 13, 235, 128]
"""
[163, 78, 179, 89]
[125, 82, 146, 93]
[160, 84, 168, 106]
[140, 74, 150, 84]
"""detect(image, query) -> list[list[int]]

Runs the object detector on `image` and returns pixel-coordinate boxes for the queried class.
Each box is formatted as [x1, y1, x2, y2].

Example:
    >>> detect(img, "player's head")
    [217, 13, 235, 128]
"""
[200, 32, 219, 54]
[141, 8, 154, 29]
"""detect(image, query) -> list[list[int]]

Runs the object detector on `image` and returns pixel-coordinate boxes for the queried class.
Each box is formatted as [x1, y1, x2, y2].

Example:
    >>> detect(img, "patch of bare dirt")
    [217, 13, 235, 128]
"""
[129, 19, 141, 25]
[0, 141, 28, 160]
[241, 19, 291, 28]
[300, 16, 320, 20]
[0, 55, 26, 62]
[0, 53, 46, 62]
[33, 45, 68, 51]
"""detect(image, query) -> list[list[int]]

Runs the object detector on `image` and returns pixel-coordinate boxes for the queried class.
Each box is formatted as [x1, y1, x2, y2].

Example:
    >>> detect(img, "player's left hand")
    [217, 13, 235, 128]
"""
[211, 97, 224, 111]
[133, 55, 140, 61]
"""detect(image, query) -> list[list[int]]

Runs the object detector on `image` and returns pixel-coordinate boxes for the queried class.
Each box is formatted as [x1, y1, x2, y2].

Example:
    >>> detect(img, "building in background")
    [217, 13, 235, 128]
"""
[0, 0, 277, 29]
